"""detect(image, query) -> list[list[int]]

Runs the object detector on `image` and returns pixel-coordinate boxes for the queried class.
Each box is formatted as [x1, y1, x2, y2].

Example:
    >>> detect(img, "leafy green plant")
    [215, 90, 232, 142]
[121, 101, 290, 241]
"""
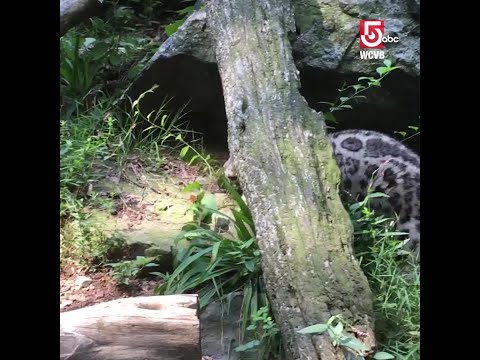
[298, 315, 394, 360]
[154, 179, 258, 307]
[91, 1, 149, 33]
[108, 3, 138, 29]
[61, 9, 160, 115]
[235, 305, 281, 357]
[155, 224, 260, 301]
[114, 86, 187, 163]
[60, 218, 125, 266]
[164, 5, 196, 36]
[181, 181, 218, 225]
[107, 256, 159, 285]
[130, 0, 164, 22]
[123, 89, 218, 176]
[349, 190, 412, 260]
[152, 178, 282, 356]
[178, 140, 218, 176]
[60, 32, 114, 101]
[103, 0, 164, 27]
[395, 124, 420, 143]
[320, 59, 400, 124]
[349, 190, 420, 360]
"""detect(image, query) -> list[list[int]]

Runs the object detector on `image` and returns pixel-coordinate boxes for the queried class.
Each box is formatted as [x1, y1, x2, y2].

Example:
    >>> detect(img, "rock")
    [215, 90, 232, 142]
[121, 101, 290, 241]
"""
[107, 176, 120, 184]
[144, 246, 171, 258]
[292, 0, 419, 76]
[121, 5, 228, 144]
[212, 213, 231, 234]
[200, 292, 261, 360]
[60, 300, 73, 310]
[75, 276, 92, 290]
[123, 0, 420, 156]
[85, 172, 237, 275]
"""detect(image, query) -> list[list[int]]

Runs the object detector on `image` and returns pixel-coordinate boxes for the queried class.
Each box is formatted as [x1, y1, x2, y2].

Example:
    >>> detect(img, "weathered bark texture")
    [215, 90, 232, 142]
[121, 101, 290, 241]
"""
[206, 1, 375, 359]
[60, 0, 106, 37]
[60, 295, 201, 360]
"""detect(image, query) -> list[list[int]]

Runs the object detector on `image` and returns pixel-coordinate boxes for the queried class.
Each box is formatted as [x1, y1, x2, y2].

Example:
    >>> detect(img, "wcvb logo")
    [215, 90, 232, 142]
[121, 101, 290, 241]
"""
[360, 20, 384, 49]
[359, 20, 399, 60]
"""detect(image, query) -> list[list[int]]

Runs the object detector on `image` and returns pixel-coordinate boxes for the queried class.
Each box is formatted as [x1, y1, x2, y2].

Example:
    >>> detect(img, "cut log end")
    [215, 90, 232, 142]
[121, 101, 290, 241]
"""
[60, 295, 201, 360]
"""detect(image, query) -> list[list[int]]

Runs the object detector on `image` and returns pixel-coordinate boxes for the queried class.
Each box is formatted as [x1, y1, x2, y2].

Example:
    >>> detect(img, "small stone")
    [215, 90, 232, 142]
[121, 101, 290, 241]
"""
[144, 246, 169, 258]
[212, 214, 231, 233]
[72, 294, 86, 302]
[60, 300, 72, 310]
[75, 276, 92, 290]
[108, 176, 120, 184]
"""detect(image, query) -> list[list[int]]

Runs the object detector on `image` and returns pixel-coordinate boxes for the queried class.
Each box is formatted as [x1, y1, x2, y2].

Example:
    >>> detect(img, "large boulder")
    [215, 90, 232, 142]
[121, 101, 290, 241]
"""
[292, 0, 419, 76]
[124, 0, 420, 151]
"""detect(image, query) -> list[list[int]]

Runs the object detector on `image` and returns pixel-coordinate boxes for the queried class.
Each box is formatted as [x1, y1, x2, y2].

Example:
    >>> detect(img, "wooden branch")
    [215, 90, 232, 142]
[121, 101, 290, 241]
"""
[60, 295, 201, 360]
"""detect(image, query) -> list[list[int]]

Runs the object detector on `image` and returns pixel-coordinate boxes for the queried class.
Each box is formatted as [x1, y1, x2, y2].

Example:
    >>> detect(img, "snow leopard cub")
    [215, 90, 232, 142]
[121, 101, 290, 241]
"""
[329, 129, 420, 259]
[223, 129, 420, 260]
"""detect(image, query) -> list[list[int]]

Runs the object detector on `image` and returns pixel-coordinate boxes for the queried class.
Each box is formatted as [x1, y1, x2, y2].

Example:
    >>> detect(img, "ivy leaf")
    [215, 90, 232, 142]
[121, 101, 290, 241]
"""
[297, 324, 328, 334]
[373, 352, 395, 359]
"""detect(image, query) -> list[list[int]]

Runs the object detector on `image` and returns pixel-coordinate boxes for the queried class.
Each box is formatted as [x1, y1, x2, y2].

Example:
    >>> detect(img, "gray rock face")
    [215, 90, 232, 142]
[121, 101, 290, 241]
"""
[200, 293, 253, 360]
[138, 0, 420, 76]
[124, 0, 419, 150]
[292, 0, 420, 76]
[153, 9, 215, 64]
[123, 6, 227, 144]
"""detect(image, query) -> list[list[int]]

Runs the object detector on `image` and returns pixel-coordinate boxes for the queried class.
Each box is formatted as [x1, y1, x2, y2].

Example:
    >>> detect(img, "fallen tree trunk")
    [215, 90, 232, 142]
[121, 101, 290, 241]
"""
[206, 1, 375, 359]
[60, 295, 201, 360]
[121, 1, 377, 357]
[60, 0, 106, 37]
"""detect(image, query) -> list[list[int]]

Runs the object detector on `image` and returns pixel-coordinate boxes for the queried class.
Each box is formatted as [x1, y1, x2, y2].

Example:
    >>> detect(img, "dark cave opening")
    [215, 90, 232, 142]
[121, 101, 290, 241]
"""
[300, 68, 420, 152]
[124, 54, 229, 153]
[126, 54, 419, 161]
[172, 64, 421, 156]
[298, 67, 420, 154]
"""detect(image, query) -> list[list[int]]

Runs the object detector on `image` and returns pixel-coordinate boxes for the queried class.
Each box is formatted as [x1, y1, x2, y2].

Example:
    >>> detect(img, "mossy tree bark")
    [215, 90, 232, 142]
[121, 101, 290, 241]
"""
[207, 1, 375, 359]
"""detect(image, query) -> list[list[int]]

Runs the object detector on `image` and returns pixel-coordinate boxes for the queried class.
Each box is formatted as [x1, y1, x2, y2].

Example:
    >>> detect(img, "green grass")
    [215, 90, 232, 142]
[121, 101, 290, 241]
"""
[59, 1, 219, 267]
[153, 177, 282, 357]
[60, 89, 201, 264]
[351, 192, 420, 360]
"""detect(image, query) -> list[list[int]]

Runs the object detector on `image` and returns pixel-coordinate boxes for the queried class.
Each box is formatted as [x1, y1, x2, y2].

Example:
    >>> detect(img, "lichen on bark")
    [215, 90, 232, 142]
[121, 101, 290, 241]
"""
[207, 0, 375, 358]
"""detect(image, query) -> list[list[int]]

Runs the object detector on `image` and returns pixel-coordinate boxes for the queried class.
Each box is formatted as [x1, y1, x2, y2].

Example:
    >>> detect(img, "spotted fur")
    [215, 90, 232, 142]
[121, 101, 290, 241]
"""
[223, 129, 420, 260]
[329, 130, 420, 260]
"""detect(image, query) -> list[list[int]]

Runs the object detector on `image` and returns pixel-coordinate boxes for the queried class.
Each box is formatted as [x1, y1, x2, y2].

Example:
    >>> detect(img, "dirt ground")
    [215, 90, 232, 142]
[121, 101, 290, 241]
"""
[60, 152, 234, 360]
[60, 263, 159, 312]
